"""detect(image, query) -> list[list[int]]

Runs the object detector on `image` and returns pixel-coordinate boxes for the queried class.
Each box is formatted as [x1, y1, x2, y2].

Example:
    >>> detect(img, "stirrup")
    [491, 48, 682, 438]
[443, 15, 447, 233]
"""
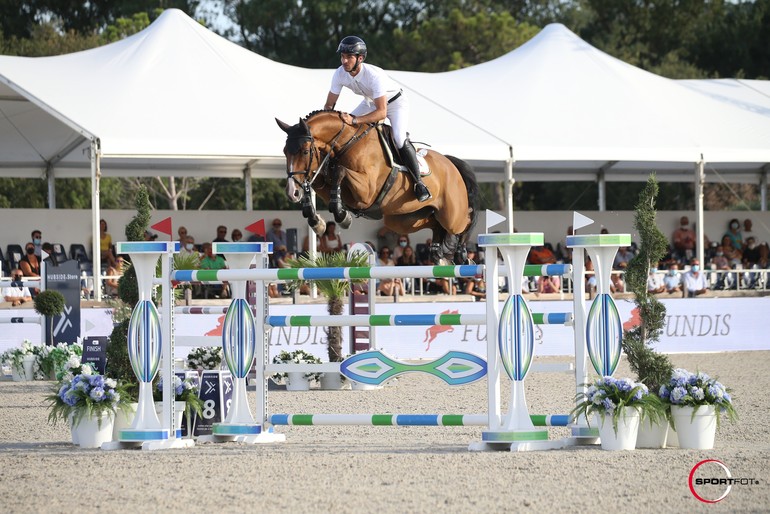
[415, 183, 432, 202]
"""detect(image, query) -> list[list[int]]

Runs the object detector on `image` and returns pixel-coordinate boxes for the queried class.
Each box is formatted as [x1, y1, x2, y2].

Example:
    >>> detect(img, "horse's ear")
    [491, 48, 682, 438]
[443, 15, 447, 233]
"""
[300, 118, 310, 133]
[275, 118, 292, 133]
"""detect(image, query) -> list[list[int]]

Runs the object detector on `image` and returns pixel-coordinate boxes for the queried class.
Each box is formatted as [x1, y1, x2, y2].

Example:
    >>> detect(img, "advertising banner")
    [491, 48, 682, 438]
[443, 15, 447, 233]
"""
[44, 260, 81, 345]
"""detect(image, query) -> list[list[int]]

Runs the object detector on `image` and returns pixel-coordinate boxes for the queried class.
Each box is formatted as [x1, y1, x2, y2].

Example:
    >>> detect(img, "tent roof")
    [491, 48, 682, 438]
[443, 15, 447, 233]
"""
[394, 24, 770, 182]
[0, 9, 508, 182]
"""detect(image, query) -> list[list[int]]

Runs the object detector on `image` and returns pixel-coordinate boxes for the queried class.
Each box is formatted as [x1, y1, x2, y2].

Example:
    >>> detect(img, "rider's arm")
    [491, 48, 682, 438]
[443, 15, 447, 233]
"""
[324, 92, 339, 110]
[352, 95, 387, 125]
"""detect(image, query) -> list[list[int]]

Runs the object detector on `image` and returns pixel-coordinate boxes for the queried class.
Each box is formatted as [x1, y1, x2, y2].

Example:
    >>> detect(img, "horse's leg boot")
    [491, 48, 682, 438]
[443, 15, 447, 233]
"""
[400, 140, 431, 202]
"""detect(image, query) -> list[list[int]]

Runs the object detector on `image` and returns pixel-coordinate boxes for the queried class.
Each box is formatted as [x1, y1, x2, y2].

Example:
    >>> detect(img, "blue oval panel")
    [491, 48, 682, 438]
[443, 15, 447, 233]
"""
[127, 300, 162, 383]
[498, 294, 534, 382]
[586, 293, 622, 376]
[222, 298, 256, 379]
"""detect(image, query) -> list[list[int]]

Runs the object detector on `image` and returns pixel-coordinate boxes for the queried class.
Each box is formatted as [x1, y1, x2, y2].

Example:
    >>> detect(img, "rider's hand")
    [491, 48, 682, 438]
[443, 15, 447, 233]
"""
[341, 113, 356, 126]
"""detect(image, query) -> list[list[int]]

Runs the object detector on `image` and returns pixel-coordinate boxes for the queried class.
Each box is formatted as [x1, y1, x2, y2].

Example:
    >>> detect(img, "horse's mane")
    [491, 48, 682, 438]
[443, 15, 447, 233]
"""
[303, 109, 339, 121]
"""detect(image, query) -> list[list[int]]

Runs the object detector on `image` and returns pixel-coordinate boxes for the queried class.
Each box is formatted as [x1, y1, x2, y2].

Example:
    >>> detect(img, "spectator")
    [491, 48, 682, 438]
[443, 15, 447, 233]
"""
[671, 216, 696, 265]
[710, 245, 733, 290]
[724, 218, 743, 251]
[396, 244, 416, 293]
[144, 230, 158, 241]
[742, 218, 755, 248]
[528, 244, 557, 265]
[213, 225, 228, 243]
[104, 256, 124, 297]
[555, 225, 574, 264]
[758, 242, 769, 269]
[720, 235, 743, 268]
[267, 218, 287, 266]
[98, 219, 117, 268]
[177, 226, 188, 245]
[302, 233, 319, 256]
[41, 242, 58, 267]
[30, 229, 42, 257]
[664, 264, 682, 295]
[742, 236, 761, 288]
[319, 221, 343, 254]
[392, 234, 410, 261]
[416, 238, 432, 266]
[3, 269, 32, 306]
[683, 258, 708, 297]
[200, 242, 229, 298]
[376, 225, 399, 256]
[19, 242, 41, 294]
[646, 267, 665, 294]
[375, 246, 403, 297]
[231, 229, 243, 242]
[537, 275, 561, 294]
[613, 246, 634, 270]
[180, 235, 199, 256]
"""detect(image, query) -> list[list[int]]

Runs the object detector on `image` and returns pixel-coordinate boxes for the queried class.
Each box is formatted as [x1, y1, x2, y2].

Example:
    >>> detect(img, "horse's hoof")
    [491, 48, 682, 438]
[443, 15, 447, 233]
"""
[337, 210, 352, 229]
[311, 216, 326, 237]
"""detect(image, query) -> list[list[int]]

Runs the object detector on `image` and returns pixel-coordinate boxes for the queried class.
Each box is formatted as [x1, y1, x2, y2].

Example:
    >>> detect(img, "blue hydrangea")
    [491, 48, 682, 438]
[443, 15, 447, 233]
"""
[89, 386, 105, 401]
[671, 368, 691, 387]
[88, 374, 105, 389]
[659, 385, 670, 400]
[601, 398, 616, 412]
[617, 378, 634, 392]
[671, 386, 688, 404]
[689, 387, 705, 401]
[63, 390, 79, 406]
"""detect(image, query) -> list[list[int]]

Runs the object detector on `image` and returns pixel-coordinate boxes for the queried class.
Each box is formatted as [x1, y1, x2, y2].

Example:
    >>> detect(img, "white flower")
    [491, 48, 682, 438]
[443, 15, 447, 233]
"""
[104, 378, 117, 389]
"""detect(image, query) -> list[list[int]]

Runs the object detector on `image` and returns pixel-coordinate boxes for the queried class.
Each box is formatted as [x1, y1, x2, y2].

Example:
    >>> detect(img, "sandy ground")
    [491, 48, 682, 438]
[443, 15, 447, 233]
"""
[1, 351, 768, 513]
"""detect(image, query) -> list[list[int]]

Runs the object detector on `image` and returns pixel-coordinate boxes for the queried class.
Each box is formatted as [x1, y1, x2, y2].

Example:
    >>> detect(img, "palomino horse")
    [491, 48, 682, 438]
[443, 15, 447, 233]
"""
[276, 110, 479, 264]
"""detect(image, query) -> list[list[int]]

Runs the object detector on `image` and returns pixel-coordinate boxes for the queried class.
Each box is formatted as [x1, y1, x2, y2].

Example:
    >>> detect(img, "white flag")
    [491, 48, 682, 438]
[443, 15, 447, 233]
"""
[485, 210, 507, 232]
[572, 211, 594, 232]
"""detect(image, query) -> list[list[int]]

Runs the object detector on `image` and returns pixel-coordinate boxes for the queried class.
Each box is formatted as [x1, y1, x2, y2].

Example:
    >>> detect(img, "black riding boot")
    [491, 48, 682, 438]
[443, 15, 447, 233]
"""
[400, 139, 431, 202]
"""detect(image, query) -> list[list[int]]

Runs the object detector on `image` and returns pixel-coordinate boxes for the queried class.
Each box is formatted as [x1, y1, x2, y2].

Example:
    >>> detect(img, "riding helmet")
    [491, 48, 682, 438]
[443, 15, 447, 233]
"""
[337, 36, 367, 57]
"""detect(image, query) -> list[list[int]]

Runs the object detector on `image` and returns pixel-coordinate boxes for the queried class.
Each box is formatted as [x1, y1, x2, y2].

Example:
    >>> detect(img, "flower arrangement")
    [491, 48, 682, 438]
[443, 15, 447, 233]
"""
[658, 368, 738, 425]
[154, 375, 204, 419]
[186, 346, 223, 370]
[571, 376, 665, 434]
[38, 342, 83, 380]
[1, 339, 41, 378]
[46, 361, 131, 429]
[271, 349, 323, 383]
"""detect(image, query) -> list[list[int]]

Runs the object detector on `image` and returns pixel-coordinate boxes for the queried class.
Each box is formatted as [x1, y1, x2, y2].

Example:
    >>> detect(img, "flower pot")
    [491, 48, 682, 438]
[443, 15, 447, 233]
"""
[285, 372, 310, 391]
[636, 417, 669, 449]
[74, 412, 114, 448]
[319, 372, 347, 390]
[671, 405, 717, 449]
[112, 402, 138, 441]
[595, 408, 640, 451]
[667, 425, 678, 447]
[12, 354, 37, 381]
[68, 413, 79, 445]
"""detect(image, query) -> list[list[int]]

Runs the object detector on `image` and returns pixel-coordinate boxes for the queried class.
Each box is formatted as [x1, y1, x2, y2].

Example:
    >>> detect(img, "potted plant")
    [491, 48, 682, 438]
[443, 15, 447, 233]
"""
[186, 346, 223, 371]
[658, 368, 737, 449]
[621, 175, 675, 447]
[271, 349, 322, 391]
[571, 376, 664, 451]
[38, 342, 83, 381]
[154, 374, 204, 438]
[287, 250, 369, 389]
[33, 289, 66, 345]
[1, 340, 40, 381]
[46, 360, 132, 448]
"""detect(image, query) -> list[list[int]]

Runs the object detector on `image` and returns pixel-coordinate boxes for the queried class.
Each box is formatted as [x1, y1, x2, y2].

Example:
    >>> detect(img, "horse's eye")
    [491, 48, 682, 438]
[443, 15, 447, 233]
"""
[303, 149, 310, 155]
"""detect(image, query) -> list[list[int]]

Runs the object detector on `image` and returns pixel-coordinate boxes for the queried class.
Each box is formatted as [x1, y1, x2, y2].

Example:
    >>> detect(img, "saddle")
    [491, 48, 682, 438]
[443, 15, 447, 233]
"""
[375, 124, 430, 176]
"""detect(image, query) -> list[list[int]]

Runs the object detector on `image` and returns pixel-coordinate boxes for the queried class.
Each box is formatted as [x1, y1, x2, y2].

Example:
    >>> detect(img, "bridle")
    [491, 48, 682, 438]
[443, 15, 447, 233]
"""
[285, 113, 374, 191]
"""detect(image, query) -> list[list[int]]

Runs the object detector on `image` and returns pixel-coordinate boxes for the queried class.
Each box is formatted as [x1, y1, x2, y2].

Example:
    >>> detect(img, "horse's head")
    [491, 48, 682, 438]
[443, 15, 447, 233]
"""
[276, 117, 315, 203]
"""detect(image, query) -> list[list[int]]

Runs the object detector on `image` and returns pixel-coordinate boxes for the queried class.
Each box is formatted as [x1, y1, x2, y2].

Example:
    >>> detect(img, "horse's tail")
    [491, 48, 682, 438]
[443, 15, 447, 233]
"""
[445, 155, 480, 241]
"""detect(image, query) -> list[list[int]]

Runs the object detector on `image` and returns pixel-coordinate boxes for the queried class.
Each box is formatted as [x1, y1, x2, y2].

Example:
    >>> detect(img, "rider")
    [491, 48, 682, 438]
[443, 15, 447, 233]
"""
[324, 35, 431, 202]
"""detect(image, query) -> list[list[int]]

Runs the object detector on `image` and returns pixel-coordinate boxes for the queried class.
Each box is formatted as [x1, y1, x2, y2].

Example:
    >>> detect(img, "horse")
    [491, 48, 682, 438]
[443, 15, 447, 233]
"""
[275, 110, 479, 264]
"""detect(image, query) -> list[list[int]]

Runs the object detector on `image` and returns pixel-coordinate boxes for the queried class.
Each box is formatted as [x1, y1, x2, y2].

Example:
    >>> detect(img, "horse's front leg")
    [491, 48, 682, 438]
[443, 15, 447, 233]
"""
[327, 165, 352, 229]
[301, 184, 326, 237]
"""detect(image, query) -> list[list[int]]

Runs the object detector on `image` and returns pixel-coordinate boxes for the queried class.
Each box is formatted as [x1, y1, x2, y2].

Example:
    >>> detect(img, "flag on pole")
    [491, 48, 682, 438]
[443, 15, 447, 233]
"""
[572, 211, 594, 232]
[245, 219, 266, 238]
[151, 217, 173, 236]
[485, 210, 507, 232]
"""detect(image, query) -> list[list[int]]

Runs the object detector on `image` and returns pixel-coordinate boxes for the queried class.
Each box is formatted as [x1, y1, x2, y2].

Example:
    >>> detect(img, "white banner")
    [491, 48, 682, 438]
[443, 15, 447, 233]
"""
[2, 298, 768, 361]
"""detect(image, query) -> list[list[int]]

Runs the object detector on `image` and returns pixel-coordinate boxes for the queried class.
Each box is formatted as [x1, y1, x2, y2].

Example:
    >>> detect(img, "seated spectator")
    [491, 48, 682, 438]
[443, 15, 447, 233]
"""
[200, 242, 229, 298]
[724, 218, 743, 251]
[613, 246, 634, 270]
[180, 235, 199, 257]
[555, 225, 573, 263]
[720, 235, 742, 267]
[742, 218, 755, 248]
[319, 221, 343, 254]
[231, 229, 243, 242]
[671, 216, 695, 265]
[710, 245, 733, 290]
[267, 218, 288, 266]
[177, 226, 188, 245]
[375, 246, 404, 297]
[537, 275, 561, 294]
[19, 242, 41, 295]
[30, 229, 43, 257]
[664, 264, 682, 295]
[392, 234, 410, 262]
[585, 257, 597, 296]
[396, 244, 417, 293]
[3, 269, 32, 307]
[213, 225, 229, 243]
[464, 276, 486, 301]
[104, 256, 124, 297]
[646, 267, 665, 294]
[41, 242, 59, 267]
[376, 225, 399, 256]
[742, 236, 761, 288]
[682, 258, 708, 297]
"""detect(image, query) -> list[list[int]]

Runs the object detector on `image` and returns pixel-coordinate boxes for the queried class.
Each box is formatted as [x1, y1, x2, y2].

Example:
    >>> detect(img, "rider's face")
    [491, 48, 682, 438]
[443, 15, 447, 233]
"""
[341, 53, 361, 72]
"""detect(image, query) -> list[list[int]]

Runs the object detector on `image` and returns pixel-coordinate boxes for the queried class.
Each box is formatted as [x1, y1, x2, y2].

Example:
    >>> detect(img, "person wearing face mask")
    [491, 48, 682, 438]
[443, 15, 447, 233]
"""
[710, 245, 732, 290]
[742, 236, 761, 289]
[18, 243, 41, 295]
[392, 234, 410, 261]
[180, 235, 199, 257]
[683, 258, 708, 298]
[3, 269, 33, 306]
[724, 218, 743, 251]
[671, 216, 695, 266]
[663, 265, 682, 295]
[30, 229, 43, 257]
[646, 267, 665, 294]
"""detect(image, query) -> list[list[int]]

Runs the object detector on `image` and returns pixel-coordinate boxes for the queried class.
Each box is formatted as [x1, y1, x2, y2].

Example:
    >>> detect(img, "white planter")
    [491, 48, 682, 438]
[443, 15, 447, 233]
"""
[154, 401, 186, 432]
[12, 355, 37, 381]
[636, 417, 669, 449]
[68, 413, 79, 445]
[74, 412, 115, 448]
[112, 402, 138, 440]
[319, 373, 347, 390]
[285, 372, 310, 391]
[595, 408, 640, 451]
[672, 405, 717, 449]
[667, 425, 678, 447]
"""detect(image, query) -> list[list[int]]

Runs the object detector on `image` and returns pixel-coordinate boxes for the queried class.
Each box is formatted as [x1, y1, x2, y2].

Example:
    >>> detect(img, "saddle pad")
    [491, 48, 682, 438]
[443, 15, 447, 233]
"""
[416, 148, 431, 176]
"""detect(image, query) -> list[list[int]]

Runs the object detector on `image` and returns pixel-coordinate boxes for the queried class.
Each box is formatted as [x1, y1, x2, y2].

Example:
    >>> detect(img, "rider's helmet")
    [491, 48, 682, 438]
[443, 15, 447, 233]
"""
[337, 36, 367, 58]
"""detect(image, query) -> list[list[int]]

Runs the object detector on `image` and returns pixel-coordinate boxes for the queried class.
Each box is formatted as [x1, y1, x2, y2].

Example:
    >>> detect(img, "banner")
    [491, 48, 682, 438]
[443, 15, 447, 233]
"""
[44, 260, 81, 345]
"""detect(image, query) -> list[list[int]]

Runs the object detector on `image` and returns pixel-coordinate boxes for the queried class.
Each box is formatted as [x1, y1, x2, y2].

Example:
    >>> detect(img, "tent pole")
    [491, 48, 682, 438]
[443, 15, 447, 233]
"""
[90, 139, 102, 302]
[46, 164, 56, 209]
[695, 158, 705, 266]
[505, 157, 514, 232]
[597, 170, 606, 211]
[244, 164, 253, 211]
[761, 165, 768, 212]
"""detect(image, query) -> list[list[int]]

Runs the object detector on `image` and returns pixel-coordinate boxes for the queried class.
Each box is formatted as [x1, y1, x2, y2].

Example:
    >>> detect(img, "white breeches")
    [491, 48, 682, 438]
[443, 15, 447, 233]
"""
[351, 94, 410, 147]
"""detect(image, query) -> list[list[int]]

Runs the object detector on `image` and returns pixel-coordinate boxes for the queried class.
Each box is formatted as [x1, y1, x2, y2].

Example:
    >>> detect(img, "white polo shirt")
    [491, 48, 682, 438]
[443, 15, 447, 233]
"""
[330, 63, 400, 106]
